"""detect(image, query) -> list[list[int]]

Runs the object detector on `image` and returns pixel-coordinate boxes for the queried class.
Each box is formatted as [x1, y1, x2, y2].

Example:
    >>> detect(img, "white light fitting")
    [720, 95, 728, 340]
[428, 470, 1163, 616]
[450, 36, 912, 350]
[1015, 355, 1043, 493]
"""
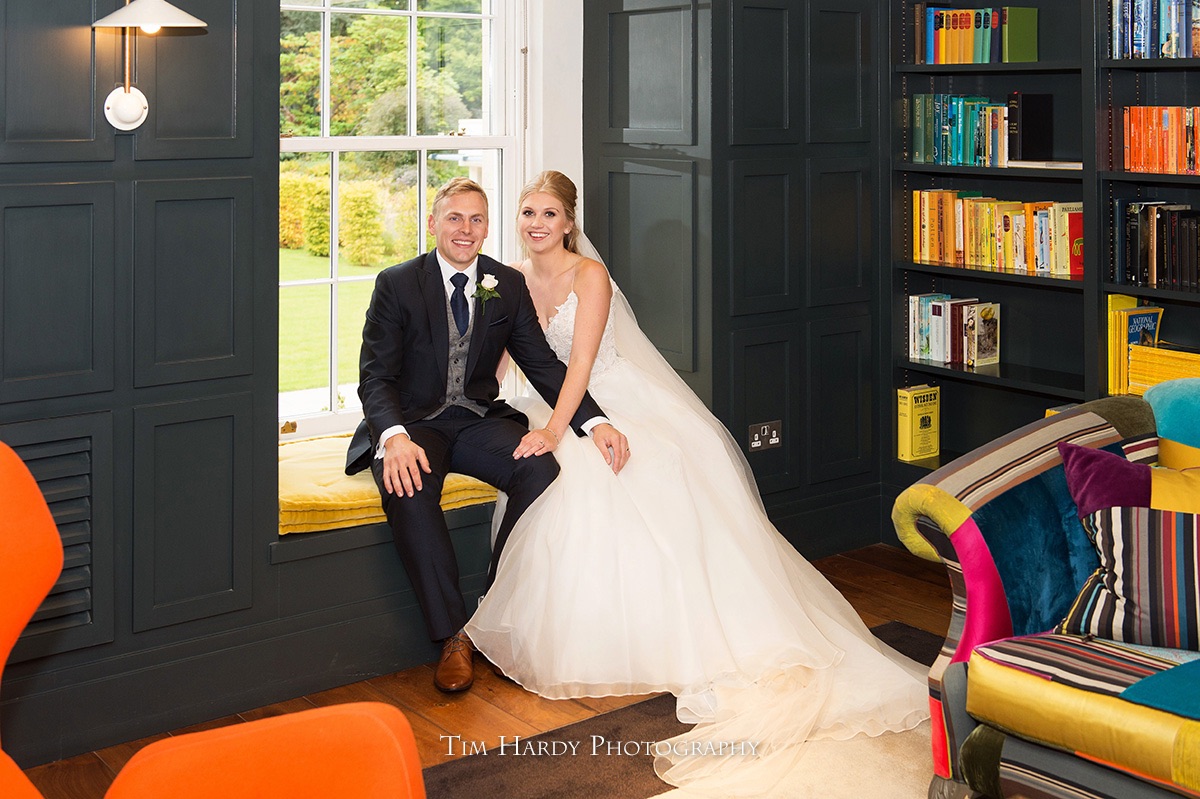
[93, 0, 207, 131]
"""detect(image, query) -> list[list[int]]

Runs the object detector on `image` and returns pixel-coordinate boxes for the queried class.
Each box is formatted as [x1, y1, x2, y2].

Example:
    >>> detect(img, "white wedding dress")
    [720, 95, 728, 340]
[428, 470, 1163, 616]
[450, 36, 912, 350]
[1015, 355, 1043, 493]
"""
[465, 279, 929, 795]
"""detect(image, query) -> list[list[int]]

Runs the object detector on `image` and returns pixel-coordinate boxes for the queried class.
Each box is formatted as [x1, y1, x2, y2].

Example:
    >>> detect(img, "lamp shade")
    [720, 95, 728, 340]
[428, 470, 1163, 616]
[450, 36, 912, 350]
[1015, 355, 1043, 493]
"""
[93, 0, 207, 29]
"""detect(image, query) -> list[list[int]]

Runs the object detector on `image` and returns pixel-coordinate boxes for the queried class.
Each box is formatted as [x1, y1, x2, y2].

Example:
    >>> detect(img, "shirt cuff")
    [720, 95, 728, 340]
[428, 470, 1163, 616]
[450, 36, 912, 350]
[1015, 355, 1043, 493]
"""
[375, 425, 408, 458]
[581, 417, 609, 435]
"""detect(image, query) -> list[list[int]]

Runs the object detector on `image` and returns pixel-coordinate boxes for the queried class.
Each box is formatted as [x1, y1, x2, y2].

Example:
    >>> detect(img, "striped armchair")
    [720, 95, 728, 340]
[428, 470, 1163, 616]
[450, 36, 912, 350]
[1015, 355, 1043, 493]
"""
[891, 395, 1200, 799]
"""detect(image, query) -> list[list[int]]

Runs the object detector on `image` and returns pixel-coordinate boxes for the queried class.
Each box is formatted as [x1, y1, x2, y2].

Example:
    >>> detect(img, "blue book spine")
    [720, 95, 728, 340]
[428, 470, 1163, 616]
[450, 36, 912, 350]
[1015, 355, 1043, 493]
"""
[926, 7, 937, 65]
[1133, 0, 1149, 56]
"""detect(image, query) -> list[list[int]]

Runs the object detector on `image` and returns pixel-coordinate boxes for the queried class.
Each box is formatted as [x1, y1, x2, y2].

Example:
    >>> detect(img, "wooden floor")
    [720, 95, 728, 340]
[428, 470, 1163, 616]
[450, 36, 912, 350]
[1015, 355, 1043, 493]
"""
[20, 544, 951, 799]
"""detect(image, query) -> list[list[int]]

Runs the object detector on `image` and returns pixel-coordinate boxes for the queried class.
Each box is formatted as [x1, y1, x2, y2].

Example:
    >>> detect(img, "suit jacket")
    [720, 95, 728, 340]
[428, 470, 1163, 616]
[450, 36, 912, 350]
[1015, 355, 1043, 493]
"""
[345, 251, 604, 474]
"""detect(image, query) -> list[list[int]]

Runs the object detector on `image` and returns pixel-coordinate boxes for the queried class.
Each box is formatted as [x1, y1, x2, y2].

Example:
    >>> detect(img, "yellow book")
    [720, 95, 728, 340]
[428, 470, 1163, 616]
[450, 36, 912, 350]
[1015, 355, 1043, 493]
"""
[1106, 294, 1137, 395]
[897, 384, 940, 462]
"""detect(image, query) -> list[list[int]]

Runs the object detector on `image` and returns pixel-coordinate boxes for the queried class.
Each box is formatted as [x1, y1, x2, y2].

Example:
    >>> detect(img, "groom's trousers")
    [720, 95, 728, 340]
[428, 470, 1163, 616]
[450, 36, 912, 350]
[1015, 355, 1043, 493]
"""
[370, 407, 560, 641]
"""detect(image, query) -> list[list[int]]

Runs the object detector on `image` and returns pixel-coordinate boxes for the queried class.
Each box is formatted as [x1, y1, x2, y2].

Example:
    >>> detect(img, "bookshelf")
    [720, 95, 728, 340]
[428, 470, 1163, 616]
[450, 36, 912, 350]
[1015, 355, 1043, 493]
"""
[887, 1, 1097, 472]
[1099, 31, 1200, 391]
[887, 2, 1200, 478]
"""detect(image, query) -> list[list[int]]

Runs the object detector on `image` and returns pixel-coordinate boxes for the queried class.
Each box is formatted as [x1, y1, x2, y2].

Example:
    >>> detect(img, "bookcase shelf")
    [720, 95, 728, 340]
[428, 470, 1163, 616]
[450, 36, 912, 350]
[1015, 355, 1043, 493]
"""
[896, 163, 1084, 179]
[1102, 283, 1200, 303]
[899, 358, 1086, 400]
[897, 261, 1085, 289]
[896, 60, 1081, 74]
[1100, 171, 1200, 186]
[1101, 58, 1200, 71]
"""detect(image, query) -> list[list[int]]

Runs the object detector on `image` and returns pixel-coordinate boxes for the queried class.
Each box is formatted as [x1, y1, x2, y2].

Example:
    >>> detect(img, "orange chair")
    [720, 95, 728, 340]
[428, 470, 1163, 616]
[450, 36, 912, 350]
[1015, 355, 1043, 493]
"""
[105, 702, 426, 799]
[0, 442, 64, 799]
[0, 442, 425, 799]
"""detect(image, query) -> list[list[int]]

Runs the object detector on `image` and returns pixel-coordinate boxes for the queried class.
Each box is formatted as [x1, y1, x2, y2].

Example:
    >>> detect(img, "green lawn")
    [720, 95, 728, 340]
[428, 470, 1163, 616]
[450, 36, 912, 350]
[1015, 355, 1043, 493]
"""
[279, 248, 386, 394]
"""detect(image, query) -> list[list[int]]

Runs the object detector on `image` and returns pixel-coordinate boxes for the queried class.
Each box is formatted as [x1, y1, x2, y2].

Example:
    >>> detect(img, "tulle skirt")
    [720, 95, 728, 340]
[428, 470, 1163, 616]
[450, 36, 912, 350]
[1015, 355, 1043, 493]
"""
[465, 358, 928, 794]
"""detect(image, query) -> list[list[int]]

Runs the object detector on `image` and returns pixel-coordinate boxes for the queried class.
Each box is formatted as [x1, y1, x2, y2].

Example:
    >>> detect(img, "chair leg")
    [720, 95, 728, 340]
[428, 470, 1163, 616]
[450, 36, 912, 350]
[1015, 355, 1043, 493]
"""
[929, 775, 989, 799]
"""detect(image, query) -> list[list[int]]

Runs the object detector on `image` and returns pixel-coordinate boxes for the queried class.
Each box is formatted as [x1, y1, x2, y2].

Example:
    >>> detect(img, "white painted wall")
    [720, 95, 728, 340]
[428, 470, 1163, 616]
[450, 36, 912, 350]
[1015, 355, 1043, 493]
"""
[523, 1, 585, 198]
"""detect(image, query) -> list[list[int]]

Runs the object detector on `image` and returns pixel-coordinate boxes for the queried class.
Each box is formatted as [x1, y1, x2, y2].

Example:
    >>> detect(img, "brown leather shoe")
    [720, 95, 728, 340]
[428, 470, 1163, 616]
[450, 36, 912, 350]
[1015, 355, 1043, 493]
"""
[434, 631, 475, 693]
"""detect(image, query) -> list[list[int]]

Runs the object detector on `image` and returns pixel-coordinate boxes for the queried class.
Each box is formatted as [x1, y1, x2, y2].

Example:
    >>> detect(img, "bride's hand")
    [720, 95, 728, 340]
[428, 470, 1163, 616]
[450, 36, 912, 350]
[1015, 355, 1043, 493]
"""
[512, 427, 559, 459]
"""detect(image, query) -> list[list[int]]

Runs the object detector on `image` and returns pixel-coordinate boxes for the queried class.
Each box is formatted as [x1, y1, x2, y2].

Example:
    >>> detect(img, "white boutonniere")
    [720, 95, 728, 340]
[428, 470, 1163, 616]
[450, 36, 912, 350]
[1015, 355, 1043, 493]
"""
[473, 273, 501, 306]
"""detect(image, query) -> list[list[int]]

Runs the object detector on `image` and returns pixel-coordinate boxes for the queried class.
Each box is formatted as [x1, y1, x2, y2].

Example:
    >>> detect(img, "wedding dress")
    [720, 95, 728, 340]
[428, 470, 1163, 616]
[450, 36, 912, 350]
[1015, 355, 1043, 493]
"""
[465, 263, 928, 795]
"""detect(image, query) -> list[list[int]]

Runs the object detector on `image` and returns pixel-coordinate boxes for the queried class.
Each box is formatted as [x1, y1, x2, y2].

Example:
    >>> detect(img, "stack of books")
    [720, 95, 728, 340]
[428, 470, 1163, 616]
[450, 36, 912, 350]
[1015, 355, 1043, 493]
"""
[908, 92, 1075, 169]
[911, 189, 1083, 276]
[1111, 199, 1200, 290]
[1121, 106, 1200, 175]
[1110, 0, 1200, 59]
[914, 6, 1038, 64]
[1127, 341, 1200, 395]
[1107, 295, 1165, 393]
[909, 293, 1001, 369]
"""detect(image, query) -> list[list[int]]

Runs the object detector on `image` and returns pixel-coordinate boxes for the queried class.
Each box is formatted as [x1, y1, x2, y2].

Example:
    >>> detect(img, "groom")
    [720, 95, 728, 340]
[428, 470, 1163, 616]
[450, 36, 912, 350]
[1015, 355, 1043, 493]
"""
[346, 177, 629, 693]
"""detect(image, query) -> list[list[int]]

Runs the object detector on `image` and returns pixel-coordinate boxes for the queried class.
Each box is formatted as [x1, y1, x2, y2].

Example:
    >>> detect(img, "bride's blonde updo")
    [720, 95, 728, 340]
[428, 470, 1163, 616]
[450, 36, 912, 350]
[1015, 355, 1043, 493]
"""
[517, 170, 580, 254]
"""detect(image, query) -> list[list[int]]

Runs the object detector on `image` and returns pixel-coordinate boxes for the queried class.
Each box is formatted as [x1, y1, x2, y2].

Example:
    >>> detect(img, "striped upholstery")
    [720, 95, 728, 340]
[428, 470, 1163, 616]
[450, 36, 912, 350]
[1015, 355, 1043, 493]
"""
[1062, 507, 1200, 649]
[891, 398, 1159, 787]
[968, 634, 1200, 794]
[972, 634, 1180, 696]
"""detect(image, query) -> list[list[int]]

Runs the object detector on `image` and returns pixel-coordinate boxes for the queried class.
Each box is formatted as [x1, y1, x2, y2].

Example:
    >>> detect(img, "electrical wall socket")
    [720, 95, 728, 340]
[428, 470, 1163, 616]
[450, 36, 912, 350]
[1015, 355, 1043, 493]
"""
[748, 420, 781, 451]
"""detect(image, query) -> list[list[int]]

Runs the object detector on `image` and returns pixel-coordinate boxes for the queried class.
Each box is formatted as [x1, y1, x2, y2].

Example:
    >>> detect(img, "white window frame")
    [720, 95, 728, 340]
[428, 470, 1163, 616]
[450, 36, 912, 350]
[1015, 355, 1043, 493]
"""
[279, 1, 525, 438]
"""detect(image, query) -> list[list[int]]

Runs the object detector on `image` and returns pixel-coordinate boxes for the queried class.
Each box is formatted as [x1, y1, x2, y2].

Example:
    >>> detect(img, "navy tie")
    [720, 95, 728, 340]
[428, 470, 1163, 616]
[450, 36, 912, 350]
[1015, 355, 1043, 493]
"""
[450, 272, 469, 336]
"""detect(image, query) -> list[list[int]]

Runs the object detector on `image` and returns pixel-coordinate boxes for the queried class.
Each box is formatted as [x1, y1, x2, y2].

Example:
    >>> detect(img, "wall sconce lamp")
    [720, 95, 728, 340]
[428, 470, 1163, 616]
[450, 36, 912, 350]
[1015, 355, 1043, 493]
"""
[93, 0, 207, 131]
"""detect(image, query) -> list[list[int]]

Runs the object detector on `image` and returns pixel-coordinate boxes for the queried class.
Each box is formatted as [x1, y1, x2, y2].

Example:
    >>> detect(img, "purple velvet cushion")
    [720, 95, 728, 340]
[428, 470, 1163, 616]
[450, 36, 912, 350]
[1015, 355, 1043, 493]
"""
[1057, 441, 1151, 517]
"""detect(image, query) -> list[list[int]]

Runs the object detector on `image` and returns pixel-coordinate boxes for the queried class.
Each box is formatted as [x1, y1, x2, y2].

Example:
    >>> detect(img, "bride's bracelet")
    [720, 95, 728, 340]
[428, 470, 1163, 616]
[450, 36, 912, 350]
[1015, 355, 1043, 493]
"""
[541, 427, 560, 445]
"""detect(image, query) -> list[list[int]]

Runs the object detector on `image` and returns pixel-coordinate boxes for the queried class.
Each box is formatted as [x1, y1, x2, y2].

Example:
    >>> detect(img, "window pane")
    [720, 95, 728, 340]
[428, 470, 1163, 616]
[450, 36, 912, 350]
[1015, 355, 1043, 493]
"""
[280, 11, 322, 137]
[329, 14, 409, 136]
[337, 280, 374, 411]
[280, 153, 333, 281]
[281, 0, 322, 8]
[280, 284, 332, 416]
[338, 151, 419, 272]
[427, 148, 500, 219]
[417, 1, 483, 13]
[331, 1, 408, 8]
[417, 15, 485, 134]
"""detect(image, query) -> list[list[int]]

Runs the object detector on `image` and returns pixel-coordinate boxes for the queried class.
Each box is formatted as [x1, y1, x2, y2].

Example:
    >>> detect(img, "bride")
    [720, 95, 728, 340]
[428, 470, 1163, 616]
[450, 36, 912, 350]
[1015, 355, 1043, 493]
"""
[465, 171, 928, 794]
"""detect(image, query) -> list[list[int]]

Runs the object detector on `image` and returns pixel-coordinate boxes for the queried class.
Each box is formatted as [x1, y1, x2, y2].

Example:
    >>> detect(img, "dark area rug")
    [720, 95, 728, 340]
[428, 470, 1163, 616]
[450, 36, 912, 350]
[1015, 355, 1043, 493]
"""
[421, 622, 943, 799]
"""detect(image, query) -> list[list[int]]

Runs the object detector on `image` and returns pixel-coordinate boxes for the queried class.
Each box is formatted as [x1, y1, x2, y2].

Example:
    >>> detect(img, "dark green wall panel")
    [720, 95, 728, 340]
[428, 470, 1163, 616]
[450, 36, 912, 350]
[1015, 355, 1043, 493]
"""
[730, 0, 800, 145]
[602, 0, 694, 145]
[133, 178, 253, 386]
[132, 395, 253, 632]
[728, 160, 802, 315]
[730, 323, 802, 493]
[805, 313, 873, 483]
[135, 0, 253, 159]
[0, 183, 115, 402]
[806, 1, 871, 143]
[806, 156, 871, 306]
[601, 157, 696, 372]
[0, 0, 117, 162]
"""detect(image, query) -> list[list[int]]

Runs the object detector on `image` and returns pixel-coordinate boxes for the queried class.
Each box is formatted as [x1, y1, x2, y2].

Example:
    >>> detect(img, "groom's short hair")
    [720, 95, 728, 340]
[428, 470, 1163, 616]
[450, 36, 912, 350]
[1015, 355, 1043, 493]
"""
[431, 177, 488, 218]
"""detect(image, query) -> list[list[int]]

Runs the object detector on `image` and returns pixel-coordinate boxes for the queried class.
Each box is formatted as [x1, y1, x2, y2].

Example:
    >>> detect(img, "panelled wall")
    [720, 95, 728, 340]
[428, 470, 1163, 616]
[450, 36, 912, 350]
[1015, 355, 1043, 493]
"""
[584, 0, 886, 556]
[0, 0, 289, 766]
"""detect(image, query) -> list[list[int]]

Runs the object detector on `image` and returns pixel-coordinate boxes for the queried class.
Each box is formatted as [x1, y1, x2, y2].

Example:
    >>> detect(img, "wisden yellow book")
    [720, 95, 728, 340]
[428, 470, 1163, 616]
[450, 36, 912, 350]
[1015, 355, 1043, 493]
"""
[897, 384, 940, 462]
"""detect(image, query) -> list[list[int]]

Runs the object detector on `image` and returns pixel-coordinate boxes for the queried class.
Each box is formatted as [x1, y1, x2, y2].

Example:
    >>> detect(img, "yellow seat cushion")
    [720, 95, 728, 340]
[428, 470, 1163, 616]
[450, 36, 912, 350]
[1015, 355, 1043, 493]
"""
[278, 434, 497, 535]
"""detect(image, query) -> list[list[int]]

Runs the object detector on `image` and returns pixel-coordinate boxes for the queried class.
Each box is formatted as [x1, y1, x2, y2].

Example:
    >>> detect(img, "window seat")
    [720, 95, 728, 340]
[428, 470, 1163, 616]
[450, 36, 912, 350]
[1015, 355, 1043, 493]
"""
[277, 433, 498, 535]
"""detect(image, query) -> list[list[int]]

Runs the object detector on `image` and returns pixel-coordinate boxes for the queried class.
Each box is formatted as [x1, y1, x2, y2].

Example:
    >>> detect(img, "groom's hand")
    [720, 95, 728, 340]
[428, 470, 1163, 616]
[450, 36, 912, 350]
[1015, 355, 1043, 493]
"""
[590, 423, 630, 475]
[382, 433, 432, 497]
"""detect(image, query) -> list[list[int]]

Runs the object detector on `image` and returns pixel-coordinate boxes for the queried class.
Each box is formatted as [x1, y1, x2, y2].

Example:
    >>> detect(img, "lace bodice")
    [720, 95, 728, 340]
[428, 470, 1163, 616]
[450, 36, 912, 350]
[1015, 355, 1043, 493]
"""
[543, 290, 619, 383]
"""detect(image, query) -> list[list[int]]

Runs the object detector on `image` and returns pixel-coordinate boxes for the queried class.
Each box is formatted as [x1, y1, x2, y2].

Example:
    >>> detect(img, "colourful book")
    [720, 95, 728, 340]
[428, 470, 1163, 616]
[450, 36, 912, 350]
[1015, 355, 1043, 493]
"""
[1002, 7, 1039, 62]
